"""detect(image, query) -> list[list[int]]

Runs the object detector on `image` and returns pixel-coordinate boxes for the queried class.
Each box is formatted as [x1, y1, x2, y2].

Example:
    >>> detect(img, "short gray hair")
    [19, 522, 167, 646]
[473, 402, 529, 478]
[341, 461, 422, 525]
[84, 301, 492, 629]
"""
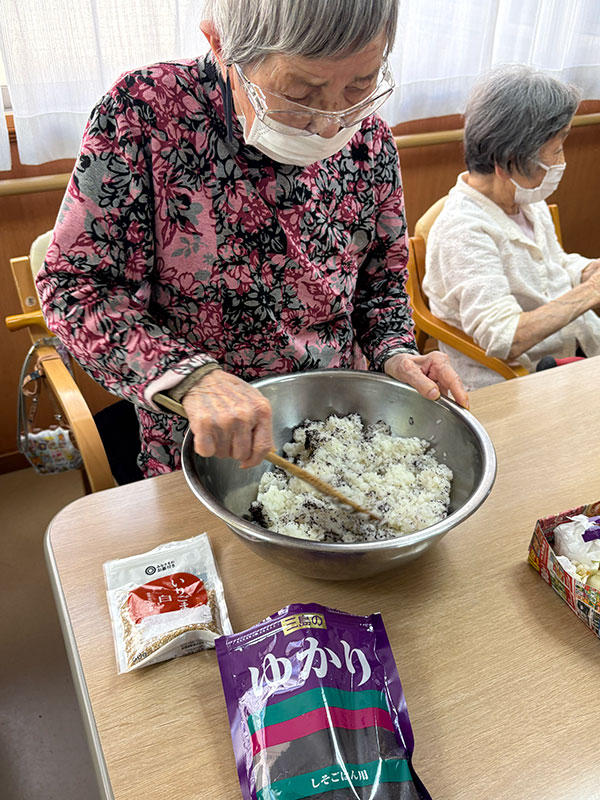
[203, 0, 398, 66]
[464, 64, 581, 177]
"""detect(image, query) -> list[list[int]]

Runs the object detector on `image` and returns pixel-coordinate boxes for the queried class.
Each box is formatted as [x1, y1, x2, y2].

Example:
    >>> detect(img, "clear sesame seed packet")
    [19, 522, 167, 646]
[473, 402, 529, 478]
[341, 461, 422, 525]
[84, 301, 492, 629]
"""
[216, 602, 431, 800]
[104, 533, 232, 674]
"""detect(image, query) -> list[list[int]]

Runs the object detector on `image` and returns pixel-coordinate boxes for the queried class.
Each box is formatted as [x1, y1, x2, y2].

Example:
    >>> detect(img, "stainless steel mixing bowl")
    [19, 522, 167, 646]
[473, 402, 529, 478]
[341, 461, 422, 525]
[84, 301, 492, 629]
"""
[182, 369, 496, 579]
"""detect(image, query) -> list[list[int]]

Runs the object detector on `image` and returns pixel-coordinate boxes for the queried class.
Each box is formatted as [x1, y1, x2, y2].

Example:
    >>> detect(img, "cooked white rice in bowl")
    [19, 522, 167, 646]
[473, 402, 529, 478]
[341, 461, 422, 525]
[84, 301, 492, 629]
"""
[249, 413, 453, 543]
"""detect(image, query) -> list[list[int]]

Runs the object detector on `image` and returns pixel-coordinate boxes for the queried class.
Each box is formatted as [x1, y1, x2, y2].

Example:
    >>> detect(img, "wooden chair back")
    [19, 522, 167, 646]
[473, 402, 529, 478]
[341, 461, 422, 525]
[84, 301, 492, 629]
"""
[548, 203, 563, 247]
[414, 195, 448, 245]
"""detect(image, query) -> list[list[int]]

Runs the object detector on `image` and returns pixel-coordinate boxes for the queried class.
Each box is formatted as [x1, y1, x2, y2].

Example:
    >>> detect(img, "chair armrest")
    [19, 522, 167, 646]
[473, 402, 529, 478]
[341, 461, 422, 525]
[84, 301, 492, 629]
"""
[411, 306, 528, 380]
[5, 309, 51, 334]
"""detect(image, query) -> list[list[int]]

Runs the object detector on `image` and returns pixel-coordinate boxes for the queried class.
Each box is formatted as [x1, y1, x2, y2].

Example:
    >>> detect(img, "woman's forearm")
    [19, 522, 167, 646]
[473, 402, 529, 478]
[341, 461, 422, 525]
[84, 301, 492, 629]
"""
[508, 280, 600, 359]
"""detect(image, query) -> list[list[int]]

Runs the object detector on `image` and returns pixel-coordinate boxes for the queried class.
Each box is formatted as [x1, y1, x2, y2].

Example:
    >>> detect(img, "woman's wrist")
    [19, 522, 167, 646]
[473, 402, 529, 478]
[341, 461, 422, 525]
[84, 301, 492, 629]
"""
[167, 363, 222, 403]
[566, 280, 599, 315]
[581, 259, 600, 283]
[377, 345, 419, 372]
[510, 283, 597, 359]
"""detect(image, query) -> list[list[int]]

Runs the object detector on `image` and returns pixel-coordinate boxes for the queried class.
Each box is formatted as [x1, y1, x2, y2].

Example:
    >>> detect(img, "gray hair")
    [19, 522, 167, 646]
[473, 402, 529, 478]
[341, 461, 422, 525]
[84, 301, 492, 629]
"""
[203, 0, 398, 66]
[464, 64, 581, 177]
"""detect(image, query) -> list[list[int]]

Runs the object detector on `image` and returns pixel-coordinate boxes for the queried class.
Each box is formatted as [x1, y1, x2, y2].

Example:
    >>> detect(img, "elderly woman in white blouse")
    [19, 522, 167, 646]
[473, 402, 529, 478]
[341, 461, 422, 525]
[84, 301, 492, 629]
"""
[424, 65, 600, 390]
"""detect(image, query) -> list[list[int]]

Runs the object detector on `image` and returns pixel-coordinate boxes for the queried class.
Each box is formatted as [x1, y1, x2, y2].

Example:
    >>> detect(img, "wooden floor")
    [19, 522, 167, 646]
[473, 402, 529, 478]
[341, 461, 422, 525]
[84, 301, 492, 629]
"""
[0, 467, 100, 800]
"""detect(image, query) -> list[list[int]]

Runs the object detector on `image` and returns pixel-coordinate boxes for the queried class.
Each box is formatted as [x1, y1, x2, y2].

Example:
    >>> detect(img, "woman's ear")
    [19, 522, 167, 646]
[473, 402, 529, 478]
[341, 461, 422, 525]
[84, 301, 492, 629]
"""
[495, 164, 512, 183]
[200, 20, 226, 72]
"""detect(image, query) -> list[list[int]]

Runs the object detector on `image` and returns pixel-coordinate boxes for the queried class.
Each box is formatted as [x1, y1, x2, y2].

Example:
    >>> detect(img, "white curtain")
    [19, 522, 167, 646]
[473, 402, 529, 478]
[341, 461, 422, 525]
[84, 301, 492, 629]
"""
[1, 0, 600, 169]
[0, 86, 9, 171]
[380, 0, 600, 124]
[0, 0, 207, 169]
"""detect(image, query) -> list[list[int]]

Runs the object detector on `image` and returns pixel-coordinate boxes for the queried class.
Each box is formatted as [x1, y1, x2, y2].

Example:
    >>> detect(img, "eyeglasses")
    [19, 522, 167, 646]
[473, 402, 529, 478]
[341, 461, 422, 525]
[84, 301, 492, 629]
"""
[233, 59, 395, 136]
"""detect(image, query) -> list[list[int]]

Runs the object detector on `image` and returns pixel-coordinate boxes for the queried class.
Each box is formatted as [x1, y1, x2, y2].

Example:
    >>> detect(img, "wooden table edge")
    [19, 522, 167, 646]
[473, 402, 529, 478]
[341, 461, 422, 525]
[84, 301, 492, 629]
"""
[44, 518, 115, 800]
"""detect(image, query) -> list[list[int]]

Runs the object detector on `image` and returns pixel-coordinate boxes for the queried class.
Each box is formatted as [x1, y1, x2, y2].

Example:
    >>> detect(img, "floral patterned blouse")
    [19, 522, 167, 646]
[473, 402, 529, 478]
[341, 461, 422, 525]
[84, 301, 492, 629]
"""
[36, 54, 416, 477]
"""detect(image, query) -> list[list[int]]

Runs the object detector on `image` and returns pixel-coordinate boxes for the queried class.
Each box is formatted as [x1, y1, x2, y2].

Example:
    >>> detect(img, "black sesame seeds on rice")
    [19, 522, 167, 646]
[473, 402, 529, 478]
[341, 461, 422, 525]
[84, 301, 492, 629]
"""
[250, 414, 453, 543]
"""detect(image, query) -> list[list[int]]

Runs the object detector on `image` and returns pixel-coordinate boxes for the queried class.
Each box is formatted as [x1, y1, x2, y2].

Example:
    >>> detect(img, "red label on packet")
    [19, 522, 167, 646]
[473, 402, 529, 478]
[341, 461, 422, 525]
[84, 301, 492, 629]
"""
[128, 572, 208, 624]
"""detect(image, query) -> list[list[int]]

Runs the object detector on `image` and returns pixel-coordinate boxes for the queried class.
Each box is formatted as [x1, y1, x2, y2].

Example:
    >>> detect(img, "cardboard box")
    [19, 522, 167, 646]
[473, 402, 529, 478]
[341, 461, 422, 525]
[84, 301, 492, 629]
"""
[528, 500, 600, 638]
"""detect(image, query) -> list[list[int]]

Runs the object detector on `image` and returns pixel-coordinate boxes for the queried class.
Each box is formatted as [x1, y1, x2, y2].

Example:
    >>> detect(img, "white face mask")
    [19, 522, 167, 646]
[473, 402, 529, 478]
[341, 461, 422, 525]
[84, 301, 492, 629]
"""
[237, 113, 361, 167]
[510, 161, 566, 205]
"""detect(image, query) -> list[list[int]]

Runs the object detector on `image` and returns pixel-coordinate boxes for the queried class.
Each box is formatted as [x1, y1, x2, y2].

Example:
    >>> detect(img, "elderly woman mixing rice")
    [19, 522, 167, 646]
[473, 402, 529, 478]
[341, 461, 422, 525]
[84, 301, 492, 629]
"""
[36, 0, 466, 477]
[424, 65, 600, 390]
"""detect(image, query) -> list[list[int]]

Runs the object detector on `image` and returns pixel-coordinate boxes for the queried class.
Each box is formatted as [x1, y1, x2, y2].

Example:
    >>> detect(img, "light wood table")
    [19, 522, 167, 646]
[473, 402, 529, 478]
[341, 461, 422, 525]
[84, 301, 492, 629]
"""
[46, 358, 600, 800]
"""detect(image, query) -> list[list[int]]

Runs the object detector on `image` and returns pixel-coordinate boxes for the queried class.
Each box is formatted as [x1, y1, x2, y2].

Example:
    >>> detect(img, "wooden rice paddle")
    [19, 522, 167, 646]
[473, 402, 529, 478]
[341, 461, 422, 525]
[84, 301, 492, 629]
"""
[264, 449, 383, 522]
[154, 391, 384, 524]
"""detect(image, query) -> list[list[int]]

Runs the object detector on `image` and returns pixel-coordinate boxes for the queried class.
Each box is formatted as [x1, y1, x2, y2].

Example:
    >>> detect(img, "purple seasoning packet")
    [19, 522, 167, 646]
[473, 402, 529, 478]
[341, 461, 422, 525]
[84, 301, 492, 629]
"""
[215, 602, 431, 800]
[582, 515, 600, 542]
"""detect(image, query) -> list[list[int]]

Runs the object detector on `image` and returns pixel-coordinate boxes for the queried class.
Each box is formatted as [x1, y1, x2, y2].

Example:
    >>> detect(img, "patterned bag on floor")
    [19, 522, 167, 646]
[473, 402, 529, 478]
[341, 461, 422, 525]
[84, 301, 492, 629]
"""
[16, 338, 83, 474]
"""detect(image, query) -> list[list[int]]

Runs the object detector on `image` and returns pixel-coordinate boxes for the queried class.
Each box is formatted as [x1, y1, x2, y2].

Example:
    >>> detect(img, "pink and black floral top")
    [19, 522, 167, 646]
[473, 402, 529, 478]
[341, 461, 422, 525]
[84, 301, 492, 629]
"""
[36, 55, 416, 476]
